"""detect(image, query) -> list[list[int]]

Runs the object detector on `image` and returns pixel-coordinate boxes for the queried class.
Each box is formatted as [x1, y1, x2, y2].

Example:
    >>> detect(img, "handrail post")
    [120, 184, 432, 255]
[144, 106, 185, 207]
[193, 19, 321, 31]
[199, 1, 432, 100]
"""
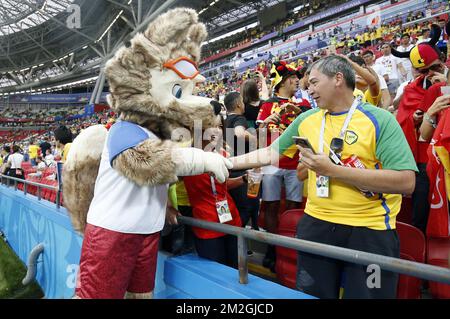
[14, 179, 17, 191]
[56, 190, 60, 209]
[24, 182, 27, 195]
[237, 235, 248, 284]
[37, 186, 41, 200]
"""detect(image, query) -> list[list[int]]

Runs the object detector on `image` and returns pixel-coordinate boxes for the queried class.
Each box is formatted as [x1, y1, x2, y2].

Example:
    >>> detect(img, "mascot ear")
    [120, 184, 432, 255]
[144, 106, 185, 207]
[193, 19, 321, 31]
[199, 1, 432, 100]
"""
[144, 8, 200, 47]
[391, 46, 411, 59]
[428, 24, 441, 47]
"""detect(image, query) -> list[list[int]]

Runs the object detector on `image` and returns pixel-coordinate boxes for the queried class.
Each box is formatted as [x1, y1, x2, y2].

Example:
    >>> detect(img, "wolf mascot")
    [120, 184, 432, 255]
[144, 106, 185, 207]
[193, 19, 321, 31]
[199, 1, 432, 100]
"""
[62, 8, 232, 299]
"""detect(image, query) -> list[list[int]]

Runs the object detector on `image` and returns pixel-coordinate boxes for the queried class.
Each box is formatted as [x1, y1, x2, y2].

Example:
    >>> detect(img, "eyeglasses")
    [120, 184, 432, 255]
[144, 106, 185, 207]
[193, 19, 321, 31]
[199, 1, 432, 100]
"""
[163, 56, 200, 80]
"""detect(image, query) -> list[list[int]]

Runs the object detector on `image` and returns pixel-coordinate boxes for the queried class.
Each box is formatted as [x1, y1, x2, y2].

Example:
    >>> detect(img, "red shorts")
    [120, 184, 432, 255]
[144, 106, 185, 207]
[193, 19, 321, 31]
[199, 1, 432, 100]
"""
[75, 224, 160, 299]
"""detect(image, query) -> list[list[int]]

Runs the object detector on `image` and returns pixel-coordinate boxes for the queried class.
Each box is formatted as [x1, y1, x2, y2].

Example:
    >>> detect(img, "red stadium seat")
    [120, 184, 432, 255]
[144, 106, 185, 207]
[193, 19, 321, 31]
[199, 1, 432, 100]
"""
[21, 162, 32, 170]
[427, 237, 450, 299]
[396, 222, 425, 299]
[40, 179, 51, 201]
[275, 209, 304, 289]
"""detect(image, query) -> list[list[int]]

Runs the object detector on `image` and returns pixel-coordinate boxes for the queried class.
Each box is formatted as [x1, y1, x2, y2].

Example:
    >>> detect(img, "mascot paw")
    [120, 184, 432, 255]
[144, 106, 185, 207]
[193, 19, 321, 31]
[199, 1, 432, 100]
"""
[173, 147, 233, 182]
[202, 152, 233, 183]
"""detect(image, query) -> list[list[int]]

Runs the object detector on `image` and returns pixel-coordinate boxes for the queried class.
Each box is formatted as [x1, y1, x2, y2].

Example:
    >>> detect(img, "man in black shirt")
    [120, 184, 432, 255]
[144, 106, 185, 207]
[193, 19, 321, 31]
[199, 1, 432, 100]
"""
[224, 92, 259, 231]
[39, 136, 52, 158]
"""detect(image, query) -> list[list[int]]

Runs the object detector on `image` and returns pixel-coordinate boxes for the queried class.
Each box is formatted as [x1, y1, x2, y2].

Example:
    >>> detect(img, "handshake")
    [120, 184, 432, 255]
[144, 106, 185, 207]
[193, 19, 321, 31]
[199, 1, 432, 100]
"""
[172, 147, 233, 183]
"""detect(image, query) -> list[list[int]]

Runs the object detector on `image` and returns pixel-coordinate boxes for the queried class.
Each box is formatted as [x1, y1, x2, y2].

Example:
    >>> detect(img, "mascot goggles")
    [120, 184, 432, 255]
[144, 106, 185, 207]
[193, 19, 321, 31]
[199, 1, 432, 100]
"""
[163, 57, 200, 79]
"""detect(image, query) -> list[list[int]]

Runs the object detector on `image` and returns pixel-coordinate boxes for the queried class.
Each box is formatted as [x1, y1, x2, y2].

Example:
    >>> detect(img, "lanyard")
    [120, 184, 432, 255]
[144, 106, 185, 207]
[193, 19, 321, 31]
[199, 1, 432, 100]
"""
[319, 97, 361, 153]
[210, 176, 217, 197]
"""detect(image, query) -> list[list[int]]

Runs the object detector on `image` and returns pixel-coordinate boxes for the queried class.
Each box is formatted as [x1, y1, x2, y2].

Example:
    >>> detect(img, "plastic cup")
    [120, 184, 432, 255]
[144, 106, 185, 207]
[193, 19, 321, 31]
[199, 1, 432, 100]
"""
[247, 169, 262, 198]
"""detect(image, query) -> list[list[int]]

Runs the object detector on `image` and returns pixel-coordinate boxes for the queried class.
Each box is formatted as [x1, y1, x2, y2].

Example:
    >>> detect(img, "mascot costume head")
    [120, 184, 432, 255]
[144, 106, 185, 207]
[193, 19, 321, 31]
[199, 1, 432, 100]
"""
[105, 8, 222, 135]
[62, 8, 232, 299]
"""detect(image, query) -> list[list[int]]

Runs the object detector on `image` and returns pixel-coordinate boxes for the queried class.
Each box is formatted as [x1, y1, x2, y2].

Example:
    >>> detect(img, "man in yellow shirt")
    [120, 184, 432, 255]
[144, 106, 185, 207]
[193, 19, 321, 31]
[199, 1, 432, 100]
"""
[28, 140, 40, 166]
[230, 55, 417, 299]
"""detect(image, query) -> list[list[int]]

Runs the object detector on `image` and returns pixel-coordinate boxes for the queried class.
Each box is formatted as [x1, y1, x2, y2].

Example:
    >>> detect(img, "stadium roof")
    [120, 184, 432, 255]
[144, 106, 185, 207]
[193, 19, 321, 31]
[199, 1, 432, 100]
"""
[0, 0, 301, 94]
[182, 0, 300, 39]
[0, 0, 75, 36]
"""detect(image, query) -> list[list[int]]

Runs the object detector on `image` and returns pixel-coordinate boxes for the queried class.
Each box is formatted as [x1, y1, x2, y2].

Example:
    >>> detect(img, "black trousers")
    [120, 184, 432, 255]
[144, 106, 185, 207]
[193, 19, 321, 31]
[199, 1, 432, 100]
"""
[194, 235, 238, 269]
[161, 205, 195, 255]
[412, 163, 430, 234]
[296, 214, 400, 299]
[229, 170, 260, 230]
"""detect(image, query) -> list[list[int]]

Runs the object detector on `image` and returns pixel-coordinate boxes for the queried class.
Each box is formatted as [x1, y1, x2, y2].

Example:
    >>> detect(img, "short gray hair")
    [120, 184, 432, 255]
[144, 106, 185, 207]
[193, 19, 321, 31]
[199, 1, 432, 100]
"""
[310, 55, 355, 90]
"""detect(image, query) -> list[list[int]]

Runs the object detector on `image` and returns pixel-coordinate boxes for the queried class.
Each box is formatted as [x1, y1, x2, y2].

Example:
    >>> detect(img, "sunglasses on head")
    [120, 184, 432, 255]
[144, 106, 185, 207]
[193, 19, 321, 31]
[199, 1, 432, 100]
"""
[163, 56, 200, 80]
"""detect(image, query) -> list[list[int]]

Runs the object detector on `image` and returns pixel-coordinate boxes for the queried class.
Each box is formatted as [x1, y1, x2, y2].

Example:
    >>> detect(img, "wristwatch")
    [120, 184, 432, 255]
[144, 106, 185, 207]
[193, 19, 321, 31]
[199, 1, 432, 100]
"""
[424, 113, 437, 129]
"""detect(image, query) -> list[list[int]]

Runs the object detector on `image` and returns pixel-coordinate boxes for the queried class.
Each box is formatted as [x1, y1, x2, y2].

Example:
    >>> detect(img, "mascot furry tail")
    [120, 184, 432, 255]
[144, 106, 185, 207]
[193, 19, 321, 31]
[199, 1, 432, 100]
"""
[63, 125, 107, 233]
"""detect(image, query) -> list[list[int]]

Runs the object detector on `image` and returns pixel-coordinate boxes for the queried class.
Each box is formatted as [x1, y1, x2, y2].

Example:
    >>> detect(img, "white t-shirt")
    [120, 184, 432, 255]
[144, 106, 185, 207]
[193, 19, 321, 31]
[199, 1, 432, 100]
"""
[7, 153, 24, 169]
[393, 80, 411, 103]
[37, 161, 46, 170]
[87, 122, 169, 234]
[396, 44, 414, 82]
[371, 63, 388, 79]
[377, 72, 388, 90]
[375, 54, 404, 81]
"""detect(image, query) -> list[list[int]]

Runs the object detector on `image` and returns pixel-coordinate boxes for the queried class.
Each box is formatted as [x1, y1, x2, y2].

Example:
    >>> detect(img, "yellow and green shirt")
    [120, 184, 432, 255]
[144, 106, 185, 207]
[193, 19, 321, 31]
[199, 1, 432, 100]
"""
[272, 103, 417, 230]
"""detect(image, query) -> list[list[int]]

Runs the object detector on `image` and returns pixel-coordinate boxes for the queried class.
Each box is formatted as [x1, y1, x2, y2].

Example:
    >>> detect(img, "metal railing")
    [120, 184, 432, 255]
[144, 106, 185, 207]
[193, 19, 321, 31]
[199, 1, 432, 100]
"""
[1, 173, 449, 289]
[178, 216, 450, 287]
[0, 174, 62, 208]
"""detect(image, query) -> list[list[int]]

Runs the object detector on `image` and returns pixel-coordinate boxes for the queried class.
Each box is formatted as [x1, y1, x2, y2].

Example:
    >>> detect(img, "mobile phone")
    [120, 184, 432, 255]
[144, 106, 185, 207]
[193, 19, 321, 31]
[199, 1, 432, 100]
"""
[292, 136, 316, 154]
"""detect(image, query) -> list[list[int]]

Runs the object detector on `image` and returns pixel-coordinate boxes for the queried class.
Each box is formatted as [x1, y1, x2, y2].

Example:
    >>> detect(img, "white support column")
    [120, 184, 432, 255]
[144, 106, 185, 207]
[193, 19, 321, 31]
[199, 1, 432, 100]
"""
[89, 70, 104, 104]
[94, 71, 106, 104]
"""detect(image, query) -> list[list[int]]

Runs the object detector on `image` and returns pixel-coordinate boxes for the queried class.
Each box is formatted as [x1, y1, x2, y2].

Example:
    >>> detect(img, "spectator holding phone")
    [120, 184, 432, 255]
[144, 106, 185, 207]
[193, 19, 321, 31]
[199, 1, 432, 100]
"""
[416, 74, 450, 236]
[420, 83, 450, 142]
[229, 55, 417, 298]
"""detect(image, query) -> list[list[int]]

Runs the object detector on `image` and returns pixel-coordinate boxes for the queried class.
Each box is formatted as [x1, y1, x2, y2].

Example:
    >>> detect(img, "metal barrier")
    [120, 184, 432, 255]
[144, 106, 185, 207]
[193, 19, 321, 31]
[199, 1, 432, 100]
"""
[2, 173, 450, 289]
[178, 216, 450, 286]
[0, 174, 62, 209]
